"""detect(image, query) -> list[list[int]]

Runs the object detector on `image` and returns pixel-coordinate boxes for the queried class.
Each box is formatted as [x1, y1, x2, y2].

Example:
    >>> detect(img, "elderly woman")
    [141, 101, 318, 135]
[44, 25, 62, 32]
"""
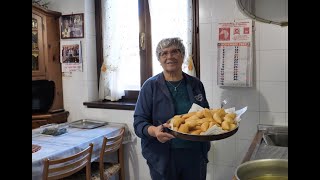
[134, 37, 211, 180]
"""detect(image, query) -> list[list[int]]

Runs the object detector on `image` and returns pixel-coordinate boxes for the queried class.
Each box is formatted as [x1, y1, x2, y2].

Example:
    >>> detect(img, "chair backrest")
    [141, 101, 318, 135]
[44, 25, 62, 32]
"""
[42, 143, 93, 180]
[99, 127, 125, 179]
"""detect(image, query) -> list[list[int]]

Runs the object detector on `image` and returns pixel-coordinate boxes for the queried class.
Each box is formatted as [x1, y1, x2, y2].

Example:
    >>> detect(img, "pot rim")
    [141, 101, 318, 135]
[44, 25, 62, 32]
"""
[235, 159, 288, 180]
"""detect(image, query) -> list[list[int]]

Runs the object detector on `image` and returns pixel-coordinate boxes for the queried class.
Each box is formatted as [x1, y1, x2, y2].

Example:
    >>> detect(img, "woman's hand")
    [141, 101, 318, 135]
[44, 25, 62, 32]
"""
[148, 123, 175, 143]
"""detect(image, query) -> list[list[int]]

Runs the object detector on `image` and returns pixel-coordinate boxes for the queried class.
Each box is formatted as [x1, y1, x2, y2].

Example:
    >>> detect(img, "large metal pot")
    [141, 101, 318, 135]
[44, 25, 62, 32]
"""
[235, 159, 288, 180]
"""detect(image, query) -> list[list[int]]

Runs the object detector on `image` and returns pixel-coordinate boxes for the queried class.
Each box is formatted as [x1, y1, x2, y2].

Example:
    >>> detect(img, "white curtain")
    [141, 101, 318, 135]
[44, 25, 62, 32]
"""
[149, 0, 195, 76]
[99, 0, 140, 101]
[99, 0, 195, 101]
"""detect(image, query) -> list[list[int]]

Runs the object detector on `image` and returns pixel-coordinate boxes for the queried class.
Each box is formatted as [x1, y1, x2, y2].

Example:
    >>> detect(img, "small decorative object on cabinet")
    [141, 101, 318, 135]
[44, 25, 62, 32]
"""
[32, 5, 69, 128]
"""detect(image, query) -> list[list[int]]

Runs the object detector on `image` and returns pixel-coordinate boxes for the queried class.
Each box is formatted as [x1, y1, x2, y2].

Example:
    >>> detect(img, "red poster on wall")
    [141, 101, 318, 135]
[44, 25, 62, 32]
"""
[217, 20, 253, 87]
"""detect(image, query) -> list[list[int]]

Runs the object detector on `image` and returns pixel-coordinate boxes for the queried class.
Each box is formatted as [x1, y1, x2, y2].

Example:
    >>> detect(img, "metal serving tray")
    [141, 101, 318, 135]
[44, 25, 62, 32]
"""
[166, 126, 238, 141]
[68, 119, 107, 129]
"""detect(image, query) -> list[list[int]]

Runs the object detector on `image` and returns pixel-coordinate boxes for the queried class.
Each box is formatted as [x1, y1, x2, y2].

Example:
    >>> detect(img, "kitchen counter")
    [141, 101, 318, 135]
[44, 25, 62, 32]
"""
[251, 141, 288, 160]
[241, 124, 288, 163]
[233, 124, 288, 179]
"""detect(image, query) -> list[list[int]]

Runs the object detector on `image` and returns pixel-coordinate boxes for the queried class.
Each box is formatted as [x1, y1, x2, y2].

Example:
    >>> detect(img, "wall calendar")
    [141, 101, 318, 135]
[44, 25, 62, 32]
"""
[217, 19, 253, 87]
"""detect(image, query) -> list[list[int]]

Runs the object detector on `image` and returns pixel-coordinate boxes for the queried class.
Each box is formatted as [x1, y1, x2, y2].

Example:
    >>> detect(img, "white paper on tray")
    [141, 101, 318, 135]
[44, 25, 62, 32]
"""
[235, 106, 247, 122]
[203, 106, 247, 135]
[188, 103, 204, 113]
[202, 125, 226, 135]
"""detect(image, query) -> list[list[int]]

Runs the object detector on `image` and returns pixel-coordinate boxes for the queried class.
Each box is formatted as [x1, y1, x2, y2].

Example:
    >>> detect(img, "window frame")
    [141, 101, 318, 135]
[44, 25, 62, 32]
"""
[83, 0, 200, 110]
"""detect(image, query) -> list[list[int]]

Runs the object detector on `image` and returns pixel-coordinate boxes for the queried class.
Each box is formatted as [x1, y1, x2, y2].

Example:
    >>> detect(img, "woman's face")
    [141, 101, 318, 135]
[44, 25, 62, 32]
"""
[159, 46, 184, 73]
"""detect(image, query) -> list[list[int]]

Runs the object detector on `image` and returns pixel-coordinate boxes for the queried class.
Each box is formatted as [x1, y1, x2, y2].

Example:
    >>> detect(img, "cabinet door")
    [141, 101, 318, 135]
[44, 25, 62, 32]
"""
[32, 13, 45, 78]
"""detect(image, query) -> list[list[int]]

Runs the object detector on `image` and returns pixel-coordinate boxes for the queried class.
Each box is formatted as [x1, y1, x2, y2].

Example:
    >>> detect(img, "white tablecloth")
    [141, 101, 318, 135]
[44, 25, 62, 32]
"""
[32, 125, 123, 180]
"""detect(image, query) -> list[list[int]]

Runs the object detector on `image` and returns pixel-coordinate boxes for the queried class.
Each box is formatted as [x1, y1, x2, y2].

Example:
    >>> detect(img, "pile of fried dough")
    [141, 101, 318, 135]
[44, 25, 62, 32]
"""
[169, 108, 238, 135]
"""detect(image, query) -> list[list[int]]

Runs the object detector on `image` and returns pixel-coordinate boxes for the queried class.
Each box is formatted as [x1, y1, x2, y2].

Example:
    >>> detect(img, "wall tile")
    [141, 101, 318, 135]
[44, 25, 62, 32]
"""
[213, 136, 236, 165]
[211, 22, 219, 52]
[64, 99, 87, 120]
[86, 80, 98, 101]
[213, 164, 236, 180]
[260, 112, 286, 126]
[202, 80, 214, 107]
[200, 55, 215, 82]
[199, 23, 213, 55]
[126, 153, 151, 180]
[199, 0, 213, 23]
[236, 111, 259, 140]
[285, 113, 288, 126]
[285, 81, 288, 112]
[49, 0, 84, 14]
[285, 50, 288, 82]
[85, 12, 96, 37]
[212, 0, 237, 21]
[235, 139, 252, 165]
[62, 79, 85, 100]
[233, 3, 249, 20]
[210, 85, 224, 108]
[84, 109, 134, 123]
[212, 86, 260, 111]
[208, 143, 215, 164]
[284, 26, 288, 50]
[259, 81, 286, 112]
[260, 23, 286, 50]
[254, 50, 260, 82]
[84, 0, 95, 13]
[206, 163, 214, 180]
[254, 21, 261, 51]
[260, 50, 286, 81]
[84, 37, 97, 81]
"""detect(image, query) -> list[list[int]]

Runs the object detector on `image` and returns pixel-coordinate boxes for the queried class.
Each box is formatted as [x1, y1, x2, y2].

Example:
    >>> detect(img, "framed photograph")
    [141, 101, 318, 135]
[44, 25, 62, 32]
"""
[61, 13, 84, 39]
[60, 41, 82, 72]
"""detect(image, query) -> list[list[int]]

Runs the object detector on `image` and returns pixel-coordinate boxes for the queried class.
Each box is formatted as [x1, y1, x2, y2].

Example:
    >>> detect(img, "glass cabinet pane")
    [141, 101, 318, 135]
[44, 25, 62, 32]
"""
[32, 53, 39, 70]
[32, 31, 38, 50]
[32, 17, 39, 71]
[32, 18, 38, 29]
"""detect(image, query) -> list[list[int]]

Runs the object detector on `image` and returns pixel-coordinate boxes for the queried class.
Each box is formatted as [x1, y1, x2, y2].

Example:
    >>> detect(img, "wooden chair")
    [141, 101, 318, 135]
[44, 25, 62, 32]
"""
[42, 143, 93, 180]
[91, 127, 125, 180]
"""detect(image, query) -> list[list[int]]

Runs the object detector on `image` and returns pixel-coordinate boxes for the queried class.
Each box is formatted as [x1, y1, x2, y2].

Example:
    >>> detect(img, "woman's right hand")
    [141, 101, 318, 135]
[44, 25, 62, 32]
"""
[148, 123, 175, 143]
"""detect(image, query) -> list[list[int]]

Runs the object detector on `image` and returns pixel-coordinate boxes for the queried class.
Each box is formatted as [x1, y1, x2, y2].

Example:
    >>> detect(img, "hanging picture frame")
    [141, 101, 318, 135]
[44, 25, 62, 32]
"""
[60, 13, 84, 39]
[60, 41, 83, 72]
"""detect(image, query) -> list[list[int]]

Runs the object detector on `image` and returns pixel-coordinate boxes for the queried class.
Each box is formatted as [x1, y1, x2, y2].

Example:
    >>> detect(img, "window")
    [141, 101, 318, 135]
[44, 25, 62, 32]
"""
[83, 0, 200, 110]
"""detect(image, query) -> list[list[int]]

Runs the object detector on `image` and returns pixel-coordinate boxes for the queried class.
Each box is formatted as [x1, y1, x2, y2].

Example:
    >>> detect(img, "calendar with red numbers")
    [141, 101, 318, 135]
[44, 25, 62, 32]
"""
[217, 20, 253, 87]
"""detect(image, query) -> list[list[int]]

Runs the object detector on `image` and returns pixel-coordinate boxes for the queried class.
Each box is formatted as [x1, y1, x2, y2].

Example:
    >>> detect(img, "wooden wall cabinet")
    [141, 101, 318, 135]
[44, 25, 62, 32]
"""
[32, 5, 64, 112]
[32, 5, 68, 128]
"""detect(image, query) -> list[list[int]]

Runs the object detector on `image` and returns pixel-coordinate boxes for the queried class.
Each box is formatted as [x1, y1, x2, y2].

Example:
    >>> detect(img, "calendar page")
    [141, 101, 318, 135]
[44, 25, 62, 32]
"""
[217, 20, 253, 87]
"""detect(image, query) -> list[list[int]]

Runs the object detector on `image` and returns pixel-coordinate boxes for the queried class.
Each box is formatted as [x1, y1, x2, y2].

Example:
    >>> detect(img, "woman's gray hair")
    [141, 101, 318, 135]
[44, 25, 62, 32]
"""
[156, 37, 185, 60]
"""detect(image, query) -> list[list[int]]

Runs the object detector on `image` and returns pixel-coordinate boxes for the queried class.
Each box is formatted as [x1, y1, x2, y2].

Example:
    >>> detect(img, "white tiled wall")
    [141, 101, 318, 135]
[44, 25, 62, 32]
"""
[48, 0, 288, 179]
[199, 0, 288, 179]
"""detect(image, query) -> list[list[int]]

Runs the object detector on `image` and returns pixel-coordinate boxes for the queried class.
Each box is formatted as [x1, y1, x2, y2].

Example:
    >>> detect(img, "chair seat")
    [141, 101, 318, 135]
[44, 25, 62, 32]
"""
[62, 171, 87, 180]
[91, 162, 121, 180]
[63, 162, 121, 180]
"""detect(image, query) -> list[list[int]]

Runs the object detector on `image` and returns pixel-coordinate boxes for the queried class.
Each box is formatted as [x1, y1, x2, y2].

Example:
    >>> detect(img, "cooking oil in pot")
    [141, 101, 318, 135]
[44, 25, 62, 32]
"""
[249, 175, 288, 180]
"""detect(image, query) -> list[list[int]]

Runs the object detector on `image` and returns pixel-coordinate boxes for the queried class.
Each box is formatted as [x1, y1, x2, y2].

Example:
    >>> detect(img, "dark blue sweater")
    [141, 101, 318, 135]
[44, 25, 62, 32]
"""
[133, 72, 211, 175]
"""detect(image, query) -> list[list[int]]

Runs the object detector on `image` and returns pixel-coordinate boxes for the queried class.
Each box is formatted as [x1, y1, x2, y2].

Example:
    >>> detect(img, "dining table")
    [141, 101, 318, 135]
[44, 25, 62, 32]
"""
[32, 122, 132, 180]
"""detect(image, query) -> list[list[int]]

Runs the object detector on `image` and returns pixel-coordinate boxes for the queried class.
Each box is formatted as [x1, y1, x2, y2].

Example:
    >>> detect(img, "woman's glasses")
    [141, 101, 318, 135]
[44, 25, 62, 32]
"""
[160, 49, 181, 58]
